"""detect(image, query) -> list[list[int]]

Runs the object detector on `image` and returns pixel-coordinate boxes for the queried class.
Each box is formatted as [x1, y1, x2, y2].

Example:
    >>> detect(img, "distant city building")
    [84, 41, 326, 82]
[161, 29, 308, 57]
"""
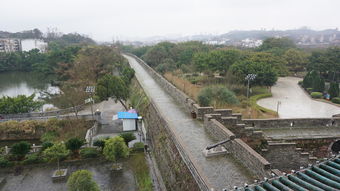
[0, 38, 47, 53]
[21, 39, 47, 52]
[0, 39, 21, 52]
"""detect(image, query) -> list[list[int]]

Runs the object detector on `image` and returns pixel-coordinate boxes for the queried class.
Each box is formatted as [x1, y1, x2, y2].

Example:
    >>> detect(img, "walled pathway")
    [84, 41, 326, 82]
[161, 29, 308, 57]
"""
[257, 77, 340, 118]
[124, 54, 253, 190]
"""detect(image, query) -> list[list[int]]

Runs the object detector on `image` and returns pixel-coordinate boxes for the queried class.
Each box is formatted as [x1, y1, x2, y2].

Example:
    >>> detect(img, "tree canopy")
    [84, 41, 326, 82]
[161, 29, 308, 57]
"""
[103, 136, 129, 162]
[67, 170, 100, 191]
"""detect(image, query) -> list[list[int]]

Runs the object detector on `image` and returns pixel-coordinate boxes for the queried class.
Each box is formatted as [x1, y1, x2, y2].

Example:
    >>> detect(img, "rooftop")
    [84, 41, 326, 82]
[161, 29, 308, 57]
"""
[240, 155, 340, 191]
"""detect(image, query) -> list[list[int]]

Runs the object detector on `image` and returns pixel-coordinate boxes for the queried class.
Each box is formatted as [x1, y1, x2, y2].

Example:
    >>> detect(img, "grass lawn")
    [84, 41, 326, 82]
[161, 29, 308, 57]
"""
[128, 152, 153, 191]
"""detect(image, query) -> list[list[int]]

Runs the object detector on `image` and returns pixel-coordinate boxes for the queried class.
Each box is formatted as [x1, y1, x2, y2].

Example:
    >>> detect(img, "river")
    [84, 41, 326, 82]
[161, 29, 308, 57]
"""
[0, 71, 59, 111]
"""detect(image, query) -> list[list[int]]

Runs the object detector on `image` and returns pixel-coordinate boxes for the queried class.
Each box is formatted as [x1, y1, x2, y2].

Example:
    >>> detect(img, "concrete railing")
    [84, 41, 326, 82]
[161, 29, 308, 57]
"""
[0, 104, 86, 119]
[85, 122, 99, 147]
[0, 114, 93, 122]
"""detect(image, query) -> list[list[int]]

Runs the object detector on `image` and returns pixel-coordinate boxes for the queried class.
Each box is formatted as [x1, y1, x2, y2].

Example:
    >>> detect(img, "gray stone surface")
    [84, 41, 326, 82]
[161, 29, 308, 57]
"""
[257, 77, 340, 118]
[0, 161, 137, 191]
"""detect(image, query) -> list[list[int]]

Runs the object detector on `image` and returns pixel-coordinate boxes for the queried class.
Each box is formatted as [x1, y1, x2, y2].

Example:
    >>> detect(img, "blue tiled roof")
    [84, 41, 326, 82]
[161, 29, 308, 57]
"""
[117, 112, 138, 119]
[240, 155, 340, 191]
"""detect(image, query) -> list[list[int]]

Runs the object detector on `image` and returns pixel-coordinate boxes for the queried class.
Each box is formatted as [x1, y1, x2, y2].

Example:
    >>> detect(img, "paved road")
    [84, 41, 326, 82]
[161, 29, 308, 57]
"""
[124, 54, 253, 190]
[257, 77, 340, 118]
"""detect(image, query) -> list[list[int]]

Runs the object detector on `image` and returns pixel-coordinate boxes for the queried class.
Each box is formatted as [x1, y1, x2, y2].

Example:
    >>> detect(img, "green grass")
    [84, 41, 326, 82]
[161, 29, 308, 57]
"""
[249, 93, 278, 115]
[128, 153, 153, 191]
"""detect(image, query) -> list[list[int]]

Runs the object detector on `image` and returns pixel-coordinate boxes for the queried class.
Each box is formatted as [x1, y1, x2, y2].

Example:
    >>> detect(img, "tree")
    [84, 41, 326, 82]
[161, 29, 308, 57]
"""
[121, 67, 135, 84]
[96, 74, 129, 110]
[259, 37, 296, 51]
[328, 82, 339, 99]
[43, 143, 69, 172]
[119, 132, 136, 146]
[103, 136, 129, 162]
[67, 170, 100, 191]
[51, 83, 87, 118]
[283, 48, 308, 73]
[65, 138, 84, 155]
[0, 94, 43, 114]
[11, 141, 31, 159]
[231, 61, 278, 87]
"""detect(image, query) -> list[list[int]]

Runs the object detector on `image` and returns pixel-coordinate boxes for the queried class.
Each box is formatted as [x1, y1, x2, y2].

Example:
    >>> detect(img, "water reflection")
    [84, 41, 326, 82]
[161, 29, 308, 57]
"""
[0, 71, 60, 111]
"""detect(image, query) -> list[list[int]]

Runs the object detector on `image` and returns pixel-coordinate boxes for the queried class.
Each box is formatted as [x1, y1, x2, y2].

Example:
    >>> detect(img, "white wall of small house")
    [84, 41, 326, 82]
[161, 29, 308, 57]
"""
[123, 119, 137, 131]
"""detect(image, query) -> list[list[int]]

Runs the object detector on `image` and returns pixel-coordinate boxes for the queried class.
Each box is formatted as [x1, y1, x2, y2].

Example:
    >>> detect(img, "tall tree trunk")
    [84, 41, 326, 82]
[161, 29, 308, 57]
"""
[119, 99, 128, 110]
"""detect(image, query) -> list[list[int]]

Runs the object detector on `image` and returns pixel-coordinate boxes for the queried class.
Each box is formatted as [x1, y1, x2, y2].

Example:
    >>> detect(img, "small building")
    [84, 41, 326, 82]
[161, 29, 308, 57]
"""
[117, 112, 138, 131]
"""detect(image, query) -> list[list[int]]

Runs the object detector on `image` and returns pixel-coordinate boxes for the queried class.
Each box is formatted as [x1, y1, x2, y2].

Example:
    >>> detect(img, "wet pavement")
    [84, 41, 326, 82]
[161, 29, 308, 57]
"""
[257, 77, 340, 118]
[0, 161, 136, 191]
[124, 55, 253, 190]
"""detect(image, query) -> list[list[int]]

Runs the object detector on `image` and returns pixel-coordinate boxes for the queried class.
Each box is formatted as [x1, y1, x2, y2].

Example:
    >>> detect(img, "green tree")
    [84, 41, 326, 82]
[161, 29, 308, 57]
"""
[283, 48, 308, 73]
[0, 94, 43, 114]
[65, 138, 84, 155]
[67, 170, 100, 191]
[119, 132, 136, 146]
[10, 141, 31, 159]
[43, 143, 69, 172]
[103, 136, 129, 162]
[328, 82, 339, 99]
[259, 37, 296, 51]
[231, 61, 278, 87]
[96, 74, 129, 110]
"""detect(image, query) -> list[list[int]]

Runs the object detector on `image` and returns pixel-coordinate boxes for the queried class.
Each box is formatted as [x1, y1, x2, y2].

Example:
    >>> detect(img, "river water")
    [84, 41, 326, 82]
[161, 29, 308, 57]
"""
[0, 71, 59, 111]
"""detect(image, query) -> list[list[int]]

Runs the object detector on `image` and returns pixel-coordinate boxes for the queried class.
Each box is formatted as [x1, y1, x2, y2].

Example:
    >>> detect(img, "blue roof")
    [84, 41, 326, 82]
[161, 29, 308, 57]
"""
[117, 112, 138, 119]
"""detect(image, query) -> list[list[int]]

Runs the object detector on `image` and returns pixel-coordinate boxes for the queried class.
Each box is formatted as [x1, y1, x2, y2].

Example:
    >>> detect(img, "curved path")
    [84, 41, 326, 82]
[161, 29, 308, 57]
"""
[257, 77, 340, 118]
[124, 54, 252, 190]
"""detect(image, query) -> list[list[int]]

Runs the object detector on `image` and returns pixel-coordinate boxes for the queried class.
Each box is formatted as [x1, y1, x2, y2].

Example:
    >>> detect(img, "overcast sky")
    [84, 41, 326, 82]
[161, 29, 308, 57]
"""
[1, 0, 340, 41]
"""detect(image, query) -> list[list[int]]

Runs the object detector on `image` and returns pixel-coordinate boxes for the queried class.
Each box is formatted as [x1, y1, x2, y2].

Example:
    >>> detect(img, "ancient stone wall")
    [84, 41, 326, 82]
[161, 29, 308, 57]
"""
[243, 118, 340, 129]
[260, 142, 316, 172]
[127, 53, 215, 119]
[204, 114, 271, 178]
[132, 79, 210, 191]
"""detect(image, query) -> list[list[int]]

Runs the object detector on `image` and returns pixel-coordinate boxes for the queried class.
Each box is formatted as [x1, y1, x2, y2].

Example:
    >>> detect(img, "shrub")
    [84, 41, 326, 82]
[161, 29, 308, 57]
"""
[133, 142, 144, 152]
[197, 86, 239, 107]
[328, 82, 339, 99]
[11, 141, 31, 159]
[331, 97, 340, 104]
[197, 92, 211, 106]
[80, 148, 99, 158]
[66, 138, 84, 154]
[43, 143, 69, 171]
[40, 131, 58, 142]
[310, 92, 323, 99]
[306, 88, 313, 93]
[119, 132, 136, 146]
[42, 142, 54, 151]
[22, 153, 44, 165]
[93, 139, 106, 150]
[67, 170, 100, 191]
[0, 156, 13, 167]
[103, 136, 129, 162]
